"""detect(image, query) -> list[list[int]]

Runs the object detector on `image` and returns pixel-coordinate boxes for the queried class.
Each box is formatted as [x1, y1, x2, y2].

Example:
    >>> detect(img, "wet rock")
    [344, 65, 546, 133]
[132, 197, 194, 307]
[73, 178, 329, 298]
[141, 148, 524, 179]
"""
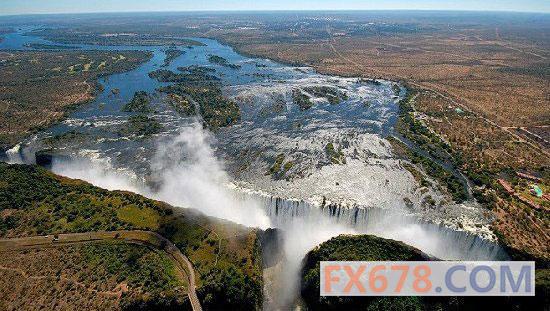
[258, 227, 285, 268]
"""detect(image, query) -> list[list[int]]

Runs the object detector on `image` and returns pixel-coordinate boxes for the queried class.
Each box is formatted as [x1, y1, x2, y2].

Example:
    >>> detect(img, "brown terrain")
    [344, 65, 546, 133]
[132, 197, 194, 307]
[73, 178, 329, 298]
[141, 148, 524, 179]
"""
[0, 11, 547, 259]
[0, 50, 151, 150]
[0, 230, 202, 311]
[0, 13, 547, 300]
[212, 16, 549, 144]
[0, 235, 184, 310]
[0, 162, 263, 310]
[175, 12, 550, 260]
[0, 230, 201, 311]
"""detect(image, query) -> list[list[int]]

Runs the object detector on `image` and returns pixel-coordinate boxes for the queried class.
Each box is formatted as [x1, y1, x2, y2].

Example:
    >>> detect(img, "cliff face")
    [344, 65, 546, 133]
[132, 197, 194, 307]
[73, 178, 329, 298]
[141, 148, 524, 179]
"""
[300, 234, 548, 311]
[258, 227, 285, 268]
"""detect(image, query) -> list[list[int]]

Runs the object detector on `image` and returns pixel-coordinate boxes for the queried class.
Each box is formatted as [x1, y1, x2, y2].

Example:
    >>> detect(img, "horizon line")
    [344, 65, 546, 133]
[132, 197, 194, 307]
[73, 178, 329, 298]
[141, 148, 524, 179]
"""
[1, 8, 549, 17]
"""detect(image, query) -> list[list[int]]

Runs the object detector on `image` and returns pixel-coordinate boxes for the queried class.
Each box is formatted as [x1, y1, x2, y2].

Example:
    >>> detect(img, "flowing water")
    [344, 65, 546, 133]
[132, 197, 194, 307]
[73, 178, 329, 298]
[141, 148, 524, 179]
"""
[1, 26, 508, 308]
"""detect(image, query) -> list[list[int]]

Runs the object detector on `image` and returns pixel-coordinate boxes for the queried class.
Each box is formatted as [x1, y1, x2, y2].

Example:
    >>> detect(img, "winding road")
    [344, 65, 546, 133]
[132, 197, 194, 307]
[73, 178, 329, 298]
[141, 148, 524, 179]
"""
[0, 230, 202, 311]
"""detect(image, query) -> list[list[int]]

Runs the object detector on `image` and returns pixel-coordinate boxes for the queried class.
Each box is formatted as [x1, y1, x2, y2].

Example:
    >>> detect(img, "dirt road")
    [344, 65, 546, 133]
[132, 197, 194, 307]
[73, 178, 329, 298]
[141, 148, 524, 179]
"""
[0, 230, 203, 311]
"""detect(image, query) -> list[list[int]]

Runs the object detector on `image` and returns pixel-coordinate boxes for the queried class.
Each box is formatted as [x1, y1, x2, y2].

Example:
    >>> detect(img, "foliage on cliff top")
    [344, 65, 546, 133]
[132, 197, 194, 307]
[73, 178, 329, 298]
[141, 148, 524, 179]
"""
[0, 162, 263, 310]
[301, 234, 548, 311]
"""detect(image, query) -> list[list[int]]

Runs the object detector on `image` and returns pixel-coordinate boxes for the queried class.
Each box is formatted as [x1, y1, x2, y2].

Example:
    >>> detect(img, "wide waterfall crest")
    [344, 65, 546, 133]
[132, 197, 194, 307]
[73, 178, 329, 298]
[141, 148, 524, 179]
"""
[234, 189, 508, 261]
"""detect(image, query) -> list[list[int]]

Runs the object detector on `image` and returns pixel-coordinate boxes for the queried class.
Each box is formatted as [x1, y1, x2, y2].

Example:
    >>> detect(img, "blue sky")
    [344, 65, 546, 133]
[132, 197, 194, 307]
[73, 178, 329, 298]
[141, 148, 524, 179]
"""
[1, 0, 549, 15]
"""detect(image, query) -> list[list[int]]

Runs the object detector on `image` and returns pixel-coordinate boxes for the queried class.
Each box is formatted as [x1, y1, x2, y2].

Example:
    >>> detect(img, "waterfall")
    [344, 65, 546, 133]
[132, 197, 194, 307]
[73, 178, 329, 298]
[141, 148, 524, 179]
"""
[233, 189, 510, 309]
[235, 190, 508, 261]
[4, 144, 25, 164]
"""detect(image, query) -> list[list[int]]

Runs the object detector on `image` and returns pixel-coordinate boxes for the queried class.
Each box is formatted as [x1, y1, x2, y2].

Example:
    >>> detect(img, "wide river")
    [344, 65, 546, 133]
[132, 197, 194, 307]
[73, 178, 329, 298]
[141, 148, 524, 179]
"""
[1, 26, 509, 308]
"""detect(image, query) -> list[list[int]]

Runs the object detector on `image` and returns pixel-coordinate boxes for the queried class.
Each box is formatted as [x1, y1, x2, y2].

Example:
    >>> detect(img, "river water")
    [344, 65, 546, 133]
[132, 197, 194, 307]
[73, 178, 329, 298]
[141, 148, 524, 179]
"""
[1, 26, 508, 308]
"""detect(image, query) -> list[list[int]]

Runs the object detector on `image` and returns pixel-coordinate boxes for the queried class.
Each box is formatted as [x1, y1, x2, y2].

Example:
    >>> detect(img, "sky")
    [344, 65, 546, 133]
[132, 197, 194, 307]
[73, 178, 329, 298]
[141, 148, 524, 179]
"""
[1, 0, 549, 16]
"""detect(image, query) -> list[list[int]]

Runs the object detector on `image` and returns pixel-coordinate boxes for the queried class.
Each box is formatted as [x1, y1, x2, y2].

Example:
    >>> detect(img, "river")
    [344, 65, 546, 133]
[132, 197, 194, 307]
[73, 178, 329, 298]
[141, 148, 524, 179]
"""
[1, 25, 508, 308]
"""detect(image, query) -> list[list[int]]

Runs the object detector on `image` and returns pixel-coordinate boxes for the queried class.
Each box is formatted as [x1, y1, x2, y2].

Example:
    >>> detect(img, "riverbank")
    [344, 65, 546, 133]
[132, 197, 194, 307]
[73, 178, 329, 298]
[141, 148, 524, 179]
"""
[0, 47, 152, 151]
[202, 32, 549, 263]
[1, 25, 506, 258]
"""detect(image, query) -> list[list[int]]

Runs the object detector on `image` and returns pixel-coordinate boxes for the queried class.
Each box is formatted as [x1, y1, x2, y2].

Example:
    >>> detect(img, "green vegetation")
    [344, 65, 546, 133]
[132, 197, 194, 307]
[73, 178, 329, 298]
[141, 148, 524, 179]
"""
[283, 161, 294, 172]
[117, 205, 161, 230]
[24, 43, 81, 50]
[0, 239, 186, 310]
[268, 154, 285, 175]
[119, 114, 162, 137]
[303, 234, 429, 264]
[177, 65, 216, 74]
[188, 86, 240, 129]
[388, 136, 467, 203]
[325, 143, 346, 164]
[301, 234, 549, 310]
[392, 83, 401, 96]
[208, 55, 241, 69]
[198, 264, 263, 310]
[394, 92, 468, 203]
[266, 154, 294, 179]
[292, 89, 314, 110]
[84, 241, 180, 290]
[159, 82, 240, 129]
[301, 235, 430, 310]
[0, 163, 172, 236]
[166, 93, 195, 116]
[152, 66, 239, 129]
[159, 215, 263, 310]
[0, 162, 263, 310]
[83, 241, 184, 309]
[162, 48, 185, 67]
[410, 149, 465, 202]
[396, 91, 453, 161]
[151, 66, 219, 85]
[30, 28, 205, 47]
[0, 50, 152, 151]
[149, 69, 187, 82]
[402, 162, 432, 188]
[122, 91, 152, 113]
[303, 86, 348, 104]
[120, 91, 164, 138]
[149, 67, 220, 84]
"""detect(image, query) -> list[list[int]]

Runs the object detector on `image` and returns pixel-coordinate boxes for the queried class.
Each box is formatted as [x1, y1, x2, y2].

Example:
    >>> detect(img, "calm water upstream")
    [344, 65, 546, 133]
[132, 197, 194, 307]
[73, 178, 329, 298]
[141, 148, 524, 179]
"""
[1, 26, 508, 308]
